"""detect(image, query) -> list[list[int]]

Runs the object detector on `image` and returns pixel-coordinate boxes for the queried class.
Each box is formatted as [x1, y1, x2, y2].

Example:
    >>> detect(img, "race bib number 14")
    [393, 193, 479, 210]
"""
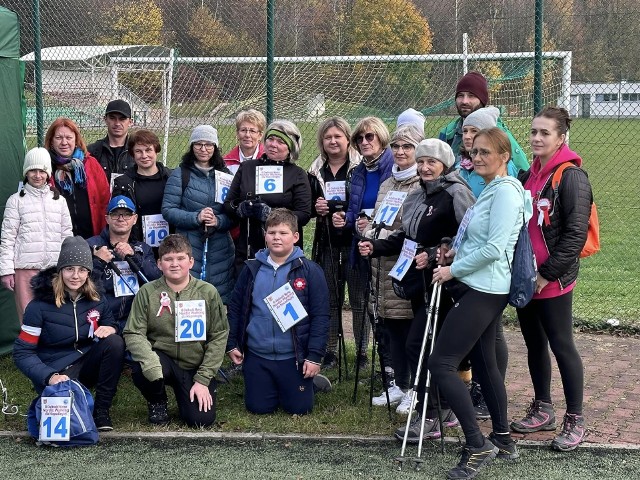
[39, 396, 71, 442]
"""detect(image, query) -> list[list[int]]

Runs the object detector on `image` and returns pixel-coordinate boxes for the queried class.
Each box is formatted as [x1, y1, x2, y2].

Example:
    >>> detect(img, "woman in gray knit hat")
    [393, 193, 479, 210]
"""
[13, 236, 124, 432]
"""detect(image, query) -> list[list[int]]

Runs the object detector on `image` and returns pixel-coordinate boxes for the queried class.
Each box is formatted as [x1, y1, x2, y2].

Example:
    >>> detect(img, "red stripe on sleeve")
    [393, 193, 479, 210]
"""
[18, 331, 39, 344]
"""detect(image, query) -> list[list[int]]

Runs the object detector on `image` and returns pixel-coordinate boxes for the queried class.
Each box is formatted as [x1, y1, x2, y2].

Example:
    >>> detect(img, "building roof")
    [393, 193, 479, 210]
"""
[20, 45, 171, 63]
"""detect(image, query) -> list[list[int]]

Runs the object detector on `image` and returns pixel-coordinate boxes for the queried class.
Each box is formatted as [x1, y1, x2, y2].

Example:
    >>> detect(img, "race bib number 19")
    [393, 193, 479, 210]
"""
[39, 396, 71, 442]
[175, 300, 207, 342]
[143, 214, 169, 247]
[256, 166, 284, 194]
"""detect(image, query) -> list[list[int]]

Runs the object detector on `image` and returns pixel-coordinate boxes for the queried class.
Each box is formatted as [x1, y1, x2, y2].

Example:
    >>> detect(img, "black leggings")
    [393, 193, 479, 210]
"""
[471, 317, 509, 381]
[516, 291, 583, 414]
[429, 288, 509, 448]
[384, 317, 412, 390]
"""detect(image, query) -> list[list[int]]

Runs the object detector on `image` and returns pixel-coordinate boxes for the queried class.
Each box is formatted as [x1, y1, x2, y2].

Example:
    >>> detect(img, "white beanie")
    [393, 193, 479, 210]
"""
[190, 125, 219, 146]
[415, 139, 455, 169]
[397, 108, 426, 136]
[463, 106, 500, 131]
[23, 147, 52, 178]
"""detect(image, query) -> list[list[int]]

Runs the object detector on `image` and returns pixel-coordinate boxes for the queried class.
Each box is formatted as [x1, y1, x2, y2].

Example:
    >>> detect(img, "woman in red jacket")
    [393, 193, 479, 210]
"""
[45, 118, 110, 238]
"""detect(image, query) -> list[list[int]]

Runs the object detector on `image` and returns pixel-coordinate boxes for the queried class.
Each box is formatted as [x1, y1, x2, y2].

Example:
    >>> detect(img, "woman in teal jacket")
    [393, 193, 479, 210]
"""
[427, 128, 533, 480]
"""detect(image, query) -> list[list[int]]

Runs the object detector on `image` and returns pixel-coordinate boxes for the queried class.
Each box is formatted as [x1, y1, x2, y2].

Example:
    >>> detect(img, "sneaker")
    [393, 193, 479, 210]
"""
[147, 402, 170, 425]
[552, 413, 585, 452]
[510, 399, 556, 433]
[321, 351, 338, 369]
[372, 384, 404, 407]
[93, 408, 113, 432]
[470, 382, 490, 420]
[446, 438, 499, 479]
[357, 354, 369, 370]
[393, 409, 459, 442]
[395, 390, 414, 415]
[313, 374, 332, 393]
[488, 432, 519, 460]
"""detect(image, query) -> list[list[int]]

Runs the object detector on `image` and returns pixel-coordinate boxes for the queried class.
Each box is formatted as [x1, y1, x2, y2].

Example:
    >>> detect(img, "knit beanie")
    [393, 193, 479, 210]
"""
[456, 72, 489, 107]
[190, 125, 219, 146]
[463, 106, 500, 130]
[23, 147, 52, 178]
[415, 139, 456, 169]
[57, 236, 93, 272]
[397, 108, 426, 136]
[391, 125, 424, 148]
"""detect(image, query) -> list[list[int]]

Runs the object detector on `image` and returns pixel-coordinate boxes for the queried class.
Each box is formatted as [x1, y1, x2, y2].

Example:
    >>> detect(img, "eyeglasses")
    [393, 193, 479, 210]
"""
[193, 142, 215, 150]
[109, 212, 134, 220]
[390, 143, 415, 151]
[469, 148, 493, 158]
[61, 266, 89, 275]
[356, 132, 376, 144]
[238, 128, 261, 135]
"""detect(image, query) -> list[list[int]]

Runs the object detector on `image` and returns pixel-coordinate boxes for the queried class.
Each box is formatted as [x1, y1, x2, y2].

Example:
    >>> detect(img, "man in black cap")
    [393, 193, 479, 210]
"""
[88, 99, 135, 184]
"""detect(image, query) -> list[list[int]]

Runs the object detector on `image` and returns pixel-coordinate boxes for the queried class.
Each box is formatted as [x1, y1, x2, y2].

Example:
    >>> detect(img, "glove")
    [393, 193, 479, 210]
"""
[254, 202, 272, 222]
[236, 200, 254, 218]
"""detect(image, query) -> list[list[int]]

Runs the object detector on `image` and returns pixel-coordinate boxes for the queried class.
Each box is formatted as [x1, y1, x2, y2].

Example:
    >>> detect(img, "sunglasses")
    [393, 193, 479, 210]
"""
[390, 143, 415, 151]
[356, 132, 376, 144]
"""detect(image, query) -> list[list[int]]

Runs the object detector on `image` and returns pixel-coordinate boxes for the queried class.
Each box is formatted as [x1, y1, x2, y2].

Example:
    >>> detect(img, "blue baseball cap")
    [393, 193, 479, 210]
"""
[107, 195, 136, 214]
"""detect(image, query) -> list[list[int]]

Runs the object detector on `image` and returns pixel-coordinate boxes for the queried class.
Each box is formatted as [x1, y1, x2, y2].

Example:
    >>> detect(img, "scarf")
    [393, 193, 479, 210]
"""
[53, 147, 87, 194]
[363, 151, 383, 172]
[459, 153, 474, 171]
[391, 163, 417, 181]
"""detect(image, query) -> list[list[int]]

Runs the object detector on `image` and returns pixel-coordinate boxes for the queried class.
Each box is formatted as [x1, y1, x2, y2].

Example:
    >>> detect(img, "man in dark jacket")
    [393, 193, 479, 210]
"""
[88, 99, 135, 184]
[88, 195, 161, 333]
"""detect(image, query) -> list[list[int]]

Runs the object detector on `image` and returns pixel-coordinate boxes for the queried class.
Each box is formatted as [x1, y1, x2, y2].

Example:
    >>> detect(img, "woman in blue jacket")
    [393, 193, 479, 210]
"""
[428, 128, 533, 480]
[162, 125, 235, 303]
[13, 236, 124, 432]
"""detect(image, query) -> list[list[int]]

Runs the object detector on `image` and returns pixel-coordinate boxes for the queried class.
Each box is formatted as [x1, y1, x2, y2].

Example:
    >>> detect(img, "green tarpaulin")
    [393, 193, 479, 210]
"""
[0, 6, 26, 355]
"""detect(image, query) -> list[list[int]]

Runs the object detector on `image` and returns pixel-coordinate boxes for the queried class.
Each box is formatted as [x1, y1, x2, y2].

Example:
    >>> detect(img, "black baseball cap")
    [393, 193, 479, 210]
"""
[105, 99, 132, 118]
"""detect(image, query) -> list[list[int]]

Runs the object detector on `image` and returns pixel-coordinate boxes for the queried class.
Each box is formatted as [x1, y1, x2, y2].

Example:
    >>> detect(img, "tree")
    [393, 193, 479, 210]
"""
[98, 0, 163, 45]
[187, 6, 258, 57]
[347, 0, 433, 55]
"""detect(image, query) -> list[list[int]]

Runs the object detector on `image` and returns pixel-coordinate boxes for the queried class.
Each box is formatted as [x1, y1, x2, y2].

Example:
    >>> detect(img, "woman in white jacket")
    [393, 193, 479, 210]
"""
[0, 147, 72, 322]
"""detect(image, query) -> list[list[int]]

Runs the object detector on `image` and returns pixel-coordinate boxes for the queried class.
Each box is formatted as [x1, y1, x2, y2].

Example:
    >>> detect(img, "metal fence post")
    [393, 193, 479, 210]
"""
[32, 0, 43, 146]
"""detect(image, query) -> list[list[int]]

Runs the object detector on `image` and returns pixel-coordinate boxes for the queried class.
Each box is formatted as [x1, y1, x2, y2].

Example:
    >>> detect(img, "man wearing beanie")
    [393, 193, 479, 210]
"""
[439, 71, 529, 174]
[88, 99, 135, 184]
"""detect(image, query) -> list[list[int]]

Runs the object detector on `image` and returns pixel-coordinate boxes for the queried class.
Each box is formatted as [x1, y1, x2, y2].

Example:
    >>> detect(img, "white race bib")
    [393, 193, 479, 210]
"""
[325, 181, 346, 201]
[389, 239, 418, 281]
[452, 205, 475, 252]
[143, 214, 169, 247]
[39, 396, 71, 442]
[175, 300, 207, 342]
[215, 171, 234, 203]
[264, 283, 308, 333]
[256, 166, 284, 194]
[110, 173, 123, 193]
[373, 190, 408, 226]
[112, 261, 140, 297]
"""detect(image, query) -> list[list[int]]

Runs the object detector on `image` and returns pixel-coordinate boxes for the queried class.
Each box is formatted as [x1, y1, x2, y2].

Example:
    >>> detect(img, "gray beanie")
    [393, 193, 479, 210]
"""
[57, 236, 93, 272]
[391, 125, 424, 148]
[190, 125, 219, 146]
[397, 108, 426, 136]
[415, 139, 455, 169]
[23, 147, 52, 178]
[463, 106, 500, 131]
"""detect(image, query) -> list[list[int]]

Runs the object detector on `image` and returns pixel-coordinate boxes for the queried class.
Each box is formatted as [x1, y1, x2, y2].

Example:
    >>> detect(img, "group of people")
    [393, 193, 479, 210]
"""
[2, 71, 594, 480]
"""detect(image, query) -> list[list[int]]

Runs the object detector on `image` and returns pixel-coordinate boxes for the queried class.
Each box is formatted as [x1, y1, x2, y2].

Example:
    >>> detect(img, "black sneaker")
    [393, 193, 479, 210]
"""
[447, 438, 498, 479]
[147, 402, 170, 425]
[357, 354, 369, 370]
[488, 432, 519, 460]
[93, 408, 113, 432]
[470, 382, 490, 420]
[322, 351, 338, 369]
[394, 409, 459, 443]
[313, 374, 332, 393]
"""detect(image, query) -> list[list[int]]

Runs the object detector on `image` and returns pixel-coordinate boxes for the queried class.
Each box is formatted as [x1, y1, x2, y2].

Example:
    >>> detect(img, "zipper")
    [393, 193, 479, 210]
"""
[536, 175, 565, 291]
[175, 291, 180, 359]
[73, 299, 80, 352]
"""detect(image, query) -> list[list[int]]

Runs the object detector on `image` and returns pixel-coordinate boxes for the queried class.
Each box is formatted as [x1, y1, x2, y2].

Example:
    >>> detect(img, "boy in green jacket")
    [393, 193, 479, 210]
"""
[124, 234, 229, 427]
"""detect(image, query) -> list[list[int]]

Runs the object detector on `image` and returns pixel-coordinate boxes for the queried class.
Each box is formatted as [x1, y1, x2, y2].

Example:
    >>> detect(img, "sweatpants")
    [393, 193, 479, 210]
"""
[243, 351, 314, 415]
[131, 350, 217, 427]
[428, 287, 509, 448]
[517, 291, 584, 414]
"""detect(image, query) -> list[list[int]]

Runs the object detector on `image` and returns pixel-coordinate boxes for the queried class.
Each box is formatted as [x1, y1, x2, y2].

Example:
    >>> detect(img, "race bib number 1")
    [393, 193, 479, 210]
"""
[143, 214, 169, 247]
[215, 171, 234, 203]
[389, 239, 418, 281]
[373, 191, 408, 226]
[175, 300, 207, 342]
[39, 396, 71, 442]
[256, 166, 284, 194]
[264, 283, 308, 333]
[112, 261, 140, 297]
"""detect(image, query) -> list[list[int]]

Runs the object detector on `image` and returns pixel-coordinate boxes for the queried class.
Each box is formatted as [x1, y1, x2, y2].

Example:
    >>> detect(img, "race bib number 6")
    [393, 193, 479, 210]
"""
[175, 300, 207, 342]
[256, 166, 284, 195]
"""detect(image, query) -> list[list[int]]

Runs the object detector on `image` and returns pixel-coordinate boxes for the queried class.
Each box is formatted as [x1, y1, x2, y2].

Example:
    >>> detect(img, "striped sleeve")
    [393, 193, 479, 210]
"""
[18, 324, 41, 345]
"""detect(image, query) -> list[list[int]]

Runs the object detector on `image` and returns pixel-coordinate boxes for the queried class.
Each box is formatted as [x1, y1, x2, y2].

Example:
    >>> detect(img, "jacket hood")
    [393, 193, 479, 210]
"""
[31, 267, 58, 303]
[308, 148, 362, 181]
[255, 246, 305, 267]
[486, 175, 533, 222]
[530, 143, 582, 178]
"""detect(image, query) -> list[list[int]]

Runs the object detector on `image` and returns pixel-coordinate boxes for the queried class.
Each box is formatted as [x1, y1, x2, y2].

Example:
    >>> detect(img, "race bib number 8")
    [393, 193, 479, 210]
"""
[256, 166, 284, 194]
[39, 396, 71, 442]
[175, 300, 207, 342]
[215, 171, 234, 203]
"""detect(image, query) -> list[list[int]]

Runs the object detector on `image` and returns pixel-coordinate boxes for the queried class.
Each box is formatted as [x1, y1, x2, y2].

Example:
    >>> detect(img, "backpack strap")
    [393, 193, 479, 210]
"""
[181, 164, 190, 194]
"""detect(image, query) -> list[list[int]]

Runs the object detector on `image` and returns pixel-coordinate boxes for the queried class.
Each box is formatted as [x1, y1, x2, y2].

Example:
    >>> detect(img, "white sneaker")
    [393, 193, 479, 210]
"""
[371, 385, 405, 407]
[395, 389, 414, 415]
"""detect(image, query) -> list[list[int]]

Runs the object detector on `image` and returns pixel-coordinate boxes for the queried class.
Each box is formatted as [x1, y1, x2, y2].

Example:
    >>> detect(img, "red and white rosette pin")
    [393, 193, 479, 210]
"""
[156, 291, 172, 317]
[293, 278, 306, 291]
[86, 309, 101, 338]
[537, 198, 551, 227]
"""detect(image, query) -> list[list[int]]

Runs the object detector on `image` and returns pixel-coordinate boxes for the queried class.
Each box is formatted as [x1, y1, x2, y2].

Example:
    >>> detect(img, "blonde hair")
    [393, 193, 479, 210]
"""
[351, 117, 390, 152]
[316, 117, 352, 161]
[52, 271, 100, 308]
[235, 109, 267, 133]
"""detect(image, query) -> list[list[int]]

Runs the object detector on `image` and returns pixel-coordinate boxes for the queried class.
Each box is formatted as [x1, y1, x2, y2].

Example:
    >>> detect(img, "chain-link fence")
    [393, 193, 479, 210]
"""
[5, 0, 640, 327]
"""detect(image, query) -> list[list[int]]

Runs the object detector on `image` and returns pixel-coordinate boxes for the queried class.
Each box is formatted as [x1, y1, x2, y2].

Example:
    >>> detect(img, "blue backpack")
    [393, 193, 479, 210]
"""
[27, 380, 99, 447]
[508, 214, 537, 308]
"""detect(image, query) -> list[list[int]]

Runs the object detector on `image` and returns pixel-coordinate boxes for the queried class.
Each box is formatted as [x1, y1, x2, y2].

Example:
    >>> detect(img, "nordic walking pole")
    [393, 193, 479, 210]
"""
[334, 204, 349, 381]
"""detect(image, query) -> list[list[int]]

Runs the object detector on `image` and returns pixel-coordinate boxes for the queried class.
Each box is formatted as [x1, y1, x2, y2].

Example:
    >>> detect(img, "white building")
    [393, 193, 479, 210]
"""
[570, 82, 640, 118]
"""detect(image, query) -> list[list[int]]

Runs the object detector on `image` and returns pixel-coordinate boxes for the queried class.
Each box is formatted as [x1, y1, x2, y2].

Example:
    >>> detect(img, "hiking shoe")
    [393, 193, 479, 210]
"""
[147, 402, 170, 425]
[356, 354, 369, 370]
[321, 351, 338, 369]
[552, 413, 585, 452]
[313, 374, 332, 393]
[395, 389, 414, 415]
[394, 409, 459, 442]
[447, 438, 499, 479]
[488, 432, 519, 460]
[93, 408, 113, 432]
[470, 381, 490, 420]
[510, 399, 556, 433]
[372, 384, 404, 407]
